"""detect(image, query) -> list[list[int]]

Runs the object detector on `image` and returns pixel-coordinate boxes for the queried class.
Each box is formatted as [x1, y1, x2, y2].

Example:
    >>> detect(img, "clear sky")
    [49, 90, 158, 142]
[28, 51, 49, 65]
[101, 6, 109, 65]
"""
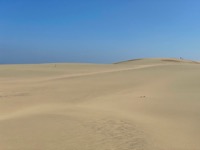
[1, 0, 200, 64]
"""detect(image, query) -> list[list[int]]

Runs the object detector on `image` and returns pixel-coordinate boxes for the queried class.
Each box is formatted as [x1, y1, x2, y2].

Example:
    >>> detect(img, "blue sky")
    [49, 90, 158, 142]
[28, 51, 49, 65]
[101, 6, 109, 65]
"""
[1, 0, 200, 64]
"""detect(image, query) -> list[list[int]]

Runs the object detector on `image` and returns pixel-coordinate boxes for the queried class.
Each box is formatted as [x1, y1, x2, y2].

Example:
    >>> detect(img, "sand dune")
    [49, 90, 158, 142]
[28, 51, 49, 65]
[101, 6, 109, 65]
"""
[0, 58, 200, 150]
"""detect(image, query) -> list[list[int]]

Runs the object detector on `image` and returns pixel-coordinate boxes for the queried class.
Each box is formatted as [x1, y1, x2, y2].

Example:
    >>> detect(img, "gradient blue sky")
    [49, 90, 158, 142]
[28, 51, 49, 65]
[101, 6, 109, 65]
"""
[1, 0, 200, 64]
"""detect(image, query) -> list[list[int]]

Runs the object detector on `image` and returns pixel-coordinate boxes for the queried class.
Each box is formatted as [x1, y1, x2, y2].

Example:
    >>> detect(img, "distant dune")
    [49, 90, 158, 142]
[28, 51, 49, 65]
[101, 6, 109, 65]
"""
[115, 57, 200, 64]
[0, 58, 200, 150]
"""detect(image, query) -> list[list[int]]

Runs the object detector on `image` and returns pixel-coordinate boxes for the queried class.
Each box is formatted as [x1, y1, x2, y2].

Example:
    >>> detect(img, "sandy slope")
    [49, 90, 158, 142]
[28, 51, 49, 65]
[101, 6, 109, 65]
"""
[0, 58, 200, 150]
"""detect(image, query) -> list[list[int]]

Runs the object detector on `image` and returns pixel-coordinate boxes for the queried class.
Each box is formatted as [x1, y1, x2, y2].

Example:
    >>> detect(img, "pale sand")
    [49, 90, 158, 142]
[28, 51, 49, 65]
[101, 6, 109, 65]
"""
[0, 58, 200, 150]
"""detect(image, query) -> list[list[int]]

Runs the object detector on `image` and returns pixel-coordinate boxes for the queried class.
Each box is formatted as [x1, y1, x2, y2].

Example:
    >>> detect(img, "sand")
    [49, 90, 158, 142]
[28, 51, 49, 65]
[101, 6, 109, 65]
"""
[0, 58, 200, 150]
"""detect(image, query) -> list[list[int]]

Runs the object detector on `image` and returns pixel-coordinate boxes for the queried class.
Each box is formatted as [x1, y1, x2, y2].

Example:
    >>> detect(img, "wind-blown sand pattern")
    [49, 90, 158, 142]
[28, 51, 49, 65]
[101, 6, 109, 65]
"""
[0, 58, 200, 150]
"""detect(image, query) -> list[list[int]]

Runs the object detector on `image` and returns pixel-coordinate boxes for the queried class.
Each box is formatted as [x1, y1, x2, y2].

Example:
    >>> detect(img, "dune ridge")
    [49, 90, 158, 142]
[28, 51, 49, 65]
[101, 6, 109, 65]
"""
[0, 58, 200, 150]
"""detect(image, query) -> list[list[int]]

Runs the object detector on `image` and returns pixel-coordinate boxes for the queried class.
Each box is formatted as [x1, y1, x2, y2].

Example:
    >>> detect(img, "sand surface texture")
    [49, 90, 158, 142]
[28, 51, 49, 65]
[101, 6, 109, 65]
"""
[0, 58, 200, 150]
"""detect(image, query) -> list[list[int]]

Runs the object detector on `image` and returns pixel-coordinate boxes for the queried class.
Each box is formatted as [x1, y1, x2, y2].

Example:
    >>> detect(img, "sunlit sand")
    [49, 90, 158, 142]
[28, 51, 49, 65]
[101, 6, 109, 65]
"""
[1, 58, 200, 150]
